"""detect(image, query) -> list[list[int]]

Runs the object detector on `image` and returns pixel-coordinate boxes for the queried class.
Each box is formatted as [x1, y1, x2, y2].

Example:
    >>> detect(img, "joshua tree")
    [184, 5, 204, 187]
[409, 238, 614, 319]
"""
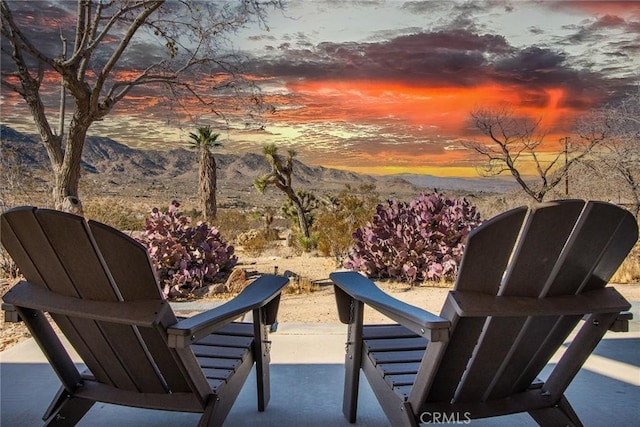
[188, 126, 222, 221]
[254, 144, 312, 238]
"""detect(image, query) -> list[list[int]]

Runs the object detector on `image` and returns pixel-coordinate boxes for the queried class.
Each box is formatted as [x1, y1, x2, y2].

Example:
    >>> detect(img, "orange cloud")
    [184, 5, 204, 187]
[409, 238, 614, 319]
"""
[1, 66, 591, 178]
[281, 80, 576, 127]
[255, 79, 587, 176]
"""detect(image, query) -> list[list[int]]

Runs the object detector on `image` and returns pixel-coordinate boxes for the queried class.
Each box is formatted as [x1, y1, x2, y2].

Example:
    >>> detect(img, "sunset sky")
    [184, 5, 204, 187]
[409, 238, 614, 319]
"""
[1, 0, 639, 177]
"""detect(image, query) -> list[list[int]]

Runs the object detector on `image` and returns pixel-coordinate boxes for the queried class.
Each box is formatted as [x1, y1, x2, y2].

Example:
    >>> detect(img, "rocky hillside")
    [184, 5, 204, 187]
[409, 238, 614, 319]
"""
[1, 125, 419, 208]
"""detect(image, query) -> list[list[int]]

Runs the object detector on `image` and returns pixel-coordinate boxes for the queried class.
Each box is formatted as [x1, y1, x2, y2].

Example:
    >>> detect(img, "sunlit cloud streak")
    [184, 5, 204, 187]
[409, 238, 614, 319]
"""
[1, 0, 639, 177]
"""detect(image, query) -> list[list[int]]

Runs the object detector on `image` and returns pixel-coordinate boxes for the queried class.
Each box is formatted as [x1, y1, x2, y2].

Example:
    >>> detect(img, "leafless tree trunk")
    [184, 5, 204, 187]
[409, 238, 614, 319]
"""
[1, 0, 282, 213]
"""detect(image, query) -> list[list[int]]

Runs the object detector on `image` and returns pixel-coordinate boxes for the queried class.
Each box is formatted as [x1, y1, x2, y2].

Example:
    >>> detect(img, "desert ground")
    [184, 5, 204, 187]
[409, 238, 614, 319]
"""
[4, 250, 638, 353]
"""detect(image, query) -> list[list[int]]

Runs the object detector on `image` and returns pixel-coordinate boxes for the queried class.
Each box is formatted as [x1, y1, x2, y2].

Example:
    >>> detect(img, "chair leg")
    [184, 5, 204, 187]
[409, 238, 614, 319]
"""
[198, 397, 220, 427]
[253, 307, 271, 412]
[42, 386, 95, 427]
[528, 395, 583, 427]
[343, 299, 364, 423]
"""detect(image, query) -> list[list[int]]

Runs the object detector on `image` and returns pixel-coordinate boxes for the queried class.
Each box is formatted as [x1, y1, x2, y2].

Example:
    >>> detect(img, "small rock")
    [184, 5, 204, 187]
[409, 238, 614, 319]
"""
[226, 268, 248, 294]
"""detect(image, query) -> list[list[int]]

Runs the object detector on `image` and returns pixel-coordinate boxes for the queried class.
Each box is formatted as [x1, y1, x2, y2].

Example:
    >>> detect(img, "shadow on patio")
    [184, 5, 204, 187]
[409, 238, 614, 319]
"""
[1, 322, 638, 426]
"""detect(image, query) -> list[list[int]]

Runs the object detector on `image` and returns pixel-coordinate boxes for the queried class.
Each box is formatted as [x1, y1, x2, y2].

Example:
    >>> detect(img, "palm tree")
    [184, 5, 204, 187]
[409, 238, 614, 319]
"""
[188, 126, 222, 221]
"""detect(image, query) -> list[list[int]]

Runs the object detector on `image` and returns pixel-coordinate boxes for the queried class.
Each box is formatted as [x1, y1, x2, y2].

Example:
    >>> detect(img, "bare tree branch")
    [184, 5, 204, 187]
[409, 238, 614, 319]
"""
[465, 107, 601, 202]
[574, 92, 640, 216]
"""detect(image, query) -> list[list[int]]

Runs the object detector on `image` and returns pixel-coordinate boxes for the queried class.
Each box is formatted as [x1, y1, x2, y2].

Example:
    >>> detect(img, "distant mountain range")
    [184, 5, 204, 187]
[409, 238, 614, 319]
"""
[0, 125, 514, 207]
[398, 173, 518, 194]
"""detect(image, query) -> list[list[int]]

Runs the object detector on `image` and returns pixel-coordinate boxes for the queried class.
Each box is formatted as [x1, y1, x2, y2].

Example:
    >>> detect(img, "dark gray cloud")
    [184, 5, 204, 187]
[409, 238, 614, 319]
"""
[561, 12, 640, 47]
[400, 1, 448, 15]
[247, 23, 632, 107]
[251, 29, 511, 83]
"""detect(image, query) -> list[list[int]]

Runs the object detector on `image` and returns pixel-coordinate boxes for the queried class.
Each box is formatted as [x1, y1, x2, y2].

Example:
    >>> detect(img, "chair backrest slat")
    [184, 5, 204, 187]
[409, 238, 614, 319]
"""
[498, 200, 585, 297]
[582, 209, 639, 292]
[421, 200, 637, 406]
[426, 206, 527, 402]
[453, 201, 585, 402]
[425, 304, 485, 401]
[0, 208, 199, 393]
[508, 201, 638, 393]
[1, 207, 80, 295]
[35, 209, 122, 300]
[88, 220, 193, 392]
[454, 206, 528, 293]
[88, 221, 164, 300]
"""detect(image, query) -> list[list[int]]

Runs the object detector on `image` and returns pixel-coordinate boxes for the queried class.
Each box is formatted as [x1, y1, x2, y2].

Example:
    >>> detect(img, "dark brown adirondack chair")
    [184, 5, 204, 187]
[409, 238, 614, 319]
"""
[331, 200, 637, 427]
[0, 206, 289, 426]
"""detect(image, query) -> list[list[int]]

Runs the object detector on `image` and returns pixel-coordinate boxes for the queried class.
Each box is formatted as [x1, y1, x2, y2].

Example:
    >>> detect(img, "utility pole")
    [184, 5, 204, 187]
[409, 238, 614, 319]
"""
[561, 137, 570, 196]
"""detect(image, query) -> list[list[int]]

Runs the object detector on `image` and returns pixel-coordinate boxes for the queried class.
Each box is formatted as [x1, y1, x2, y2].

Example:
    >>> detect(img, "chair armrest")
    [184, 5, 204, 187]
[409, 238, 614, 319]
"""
[2, 302, 20, 322]
[167, 274, 289, 348]
[609, 311, 633, 332]
[330, 271, 450, 341]
[449, 287, 631, 317]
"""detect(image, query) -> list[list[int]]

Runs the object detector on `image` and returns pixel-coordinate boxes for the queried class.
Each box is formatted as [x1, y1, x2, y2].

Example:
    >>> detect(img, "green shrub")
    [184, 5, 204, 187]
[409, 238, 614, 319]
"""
[292, 231, 319, 254]
[314, 184, 379, 265]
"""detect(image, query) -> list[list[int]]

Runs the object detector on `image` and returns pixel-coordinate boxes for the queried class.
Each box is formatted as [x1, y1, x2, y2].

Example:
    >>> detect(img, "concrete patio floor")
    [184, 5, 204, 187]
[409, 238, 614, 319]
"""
[2, 308, 639, 426]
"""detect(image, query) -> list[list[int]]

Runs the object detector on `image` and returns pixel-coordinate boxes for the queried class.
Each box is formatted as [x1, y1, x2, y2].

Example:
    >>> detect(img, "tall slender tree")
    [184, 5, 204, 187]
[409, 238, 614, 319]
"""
[189, 126, 221, 221]
[1, 0, 283, 213]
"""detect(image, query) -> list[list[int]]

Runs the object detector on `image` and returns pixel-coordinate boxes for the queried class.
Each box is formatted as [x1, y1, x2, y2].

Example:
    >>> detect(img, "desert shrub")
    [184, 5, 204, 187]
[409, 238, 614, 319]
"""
[236, 208, 283, 256]
[215, 209, 257, 242]
[345, 191, 482, 284]
[283, 275, 318, 294]
[136, 200, 237, 299]
[612, 240, 640, 284]
[0, 145, 51, 211]
[83, 197, 147, 231]
[237, 229, 270, 256]
[0, 246, 19, 280]
[314, 184, 380, 265]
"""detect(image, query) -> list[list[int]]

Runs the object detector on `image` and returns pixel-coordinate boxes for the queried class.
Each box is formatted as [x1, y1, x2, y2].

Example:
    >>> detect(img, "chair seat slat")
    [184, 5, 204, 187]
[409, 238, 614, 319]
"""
[201, 368, 234, 381]
[363, 324, 419, 339]
[192, 345, 250, 360]
[376, 362, 421, 376]
[196, 357, 243, 371]
[384, 374, 416, 388]
[196, 334, 253, 348]
[214, 322, 254, 336]
[364, 337, 427, 352]
[368, 350, 425, 365]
